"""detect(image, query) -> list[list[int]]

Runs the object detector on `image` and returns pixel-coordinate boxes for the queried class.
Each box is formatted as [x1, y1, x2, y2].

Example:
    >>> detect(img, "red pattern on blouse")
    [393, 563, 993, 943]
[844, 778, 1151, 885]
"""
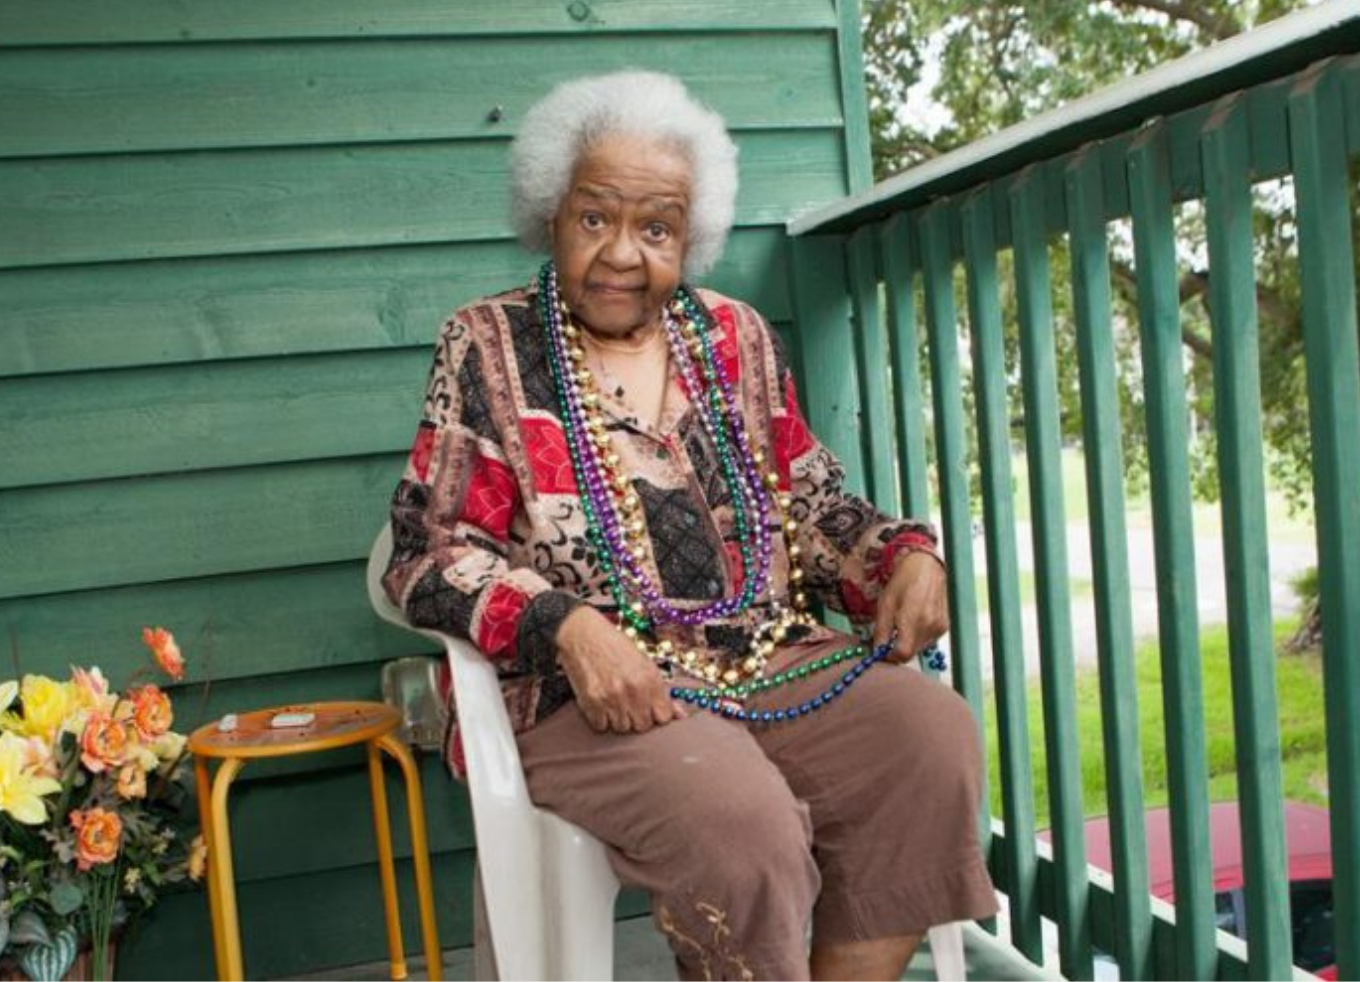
[410, 422, 436, 483]
[519, 416, 579, 495]
[874, 529, 941, 584]
[461, 452, 519, 541]
[476, 581, 529, 661]
[771, 376, 815, 492]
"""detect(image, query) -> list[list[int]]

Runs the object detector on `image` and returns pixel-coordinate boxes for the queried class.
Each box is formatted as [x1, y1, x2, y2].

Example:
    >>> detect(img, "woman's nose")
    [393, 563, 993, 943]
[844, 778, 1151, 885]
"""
[600, 227, 642, 268]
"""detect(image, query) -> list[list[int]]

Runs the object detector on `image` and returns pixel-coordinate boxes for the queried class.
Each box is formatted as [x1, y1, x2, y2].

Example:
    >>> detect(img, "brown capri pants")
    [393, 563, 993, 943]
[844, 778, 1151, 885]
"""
[517, 636, 998, 980]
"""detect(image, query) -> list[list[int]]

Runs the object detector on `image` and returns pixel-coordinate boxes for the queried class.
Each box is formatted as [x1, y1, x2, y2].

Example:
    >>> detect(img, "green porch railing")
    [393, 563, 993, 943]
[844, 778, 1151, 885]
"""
[788, 5, 1360, 980]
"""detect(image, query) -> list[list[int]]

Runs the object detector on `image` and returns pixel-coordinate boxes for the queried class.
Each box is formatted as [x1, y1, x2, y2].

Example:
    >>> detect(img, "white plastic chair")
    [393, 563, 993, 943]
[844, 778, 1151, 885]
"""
[367, 524, 968, 980]
[368, 525, 619, 980]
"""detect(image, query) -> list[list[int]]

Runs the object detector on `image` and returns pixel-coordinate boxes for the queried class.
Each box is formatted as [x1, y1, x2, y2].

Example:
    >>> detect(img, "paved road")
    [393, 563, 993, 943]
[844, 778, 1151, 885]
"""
[961, 521, 1317, 678]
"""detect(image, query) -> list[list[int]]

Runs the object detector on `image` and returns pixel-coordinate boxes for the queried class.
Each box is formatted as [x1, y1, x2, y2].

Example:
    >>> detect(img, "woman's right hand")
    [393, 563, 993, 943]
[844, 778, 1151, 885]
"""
[555, 605, 687, 734]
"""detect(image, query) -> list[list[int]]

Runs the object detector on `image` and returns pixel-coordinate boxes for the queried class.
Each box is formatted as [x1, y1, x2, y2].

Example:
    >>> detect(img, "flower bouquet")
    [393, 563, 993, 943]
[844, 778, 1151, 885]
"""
[0, 629, 205, 981]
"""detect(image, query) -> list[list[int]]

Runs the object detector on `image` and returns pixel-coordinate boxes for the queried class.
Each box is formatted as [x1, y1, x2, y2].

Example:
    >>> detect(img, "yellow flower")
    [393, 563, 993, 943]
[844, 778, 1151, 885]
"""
[3, 675, 76, 743]
[152, 730, 187, 765]
[0, 731, 62, 825]
[130, 740, 160, 774]
[187, 834, 208, 881]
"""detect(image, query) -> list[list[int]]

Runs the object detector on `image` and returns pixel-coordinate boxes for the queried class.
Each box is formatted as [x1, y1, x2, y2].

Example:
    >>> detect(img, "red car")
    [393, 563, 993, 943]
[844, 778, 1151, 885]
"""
[1054, 800, 1335, 978]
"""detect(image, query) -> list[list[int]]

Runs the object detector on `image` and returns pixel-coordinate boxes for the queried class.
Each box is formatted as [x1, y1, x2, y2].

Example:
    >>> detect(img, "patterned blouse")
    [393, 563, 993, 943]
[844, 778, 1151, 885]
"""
[383, 279, 940, 775]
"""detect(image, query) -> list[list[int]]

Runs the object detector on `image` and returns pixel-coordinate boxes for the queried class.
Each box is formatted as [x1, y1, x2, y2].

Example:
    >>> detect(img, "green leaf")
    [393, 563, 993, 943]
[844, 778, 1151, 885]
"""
[49, 881, 84, 916]
[8, 910, 51, 947]
[0, 911, 10, 956]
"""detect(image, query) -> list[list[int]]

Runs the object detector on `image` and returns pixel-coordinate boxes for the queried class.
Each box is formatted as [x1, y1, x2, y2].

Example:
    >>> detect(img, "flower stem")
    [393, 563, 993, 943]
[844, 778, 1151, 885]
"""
[86, 859, 120, 981]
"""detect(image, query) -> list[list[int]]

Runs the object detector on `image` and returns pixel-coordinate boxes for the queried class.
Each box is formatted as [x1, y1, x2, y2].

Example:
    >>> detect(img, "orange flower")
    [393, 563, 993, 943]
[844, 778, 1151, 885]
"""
[116, 763, 147, 800]
[80, 713, 130, 773]
[129, 684, 173, 741]
[141, 627, 185, 681]
[187, 834, 208, 881]
[69, 807, 122, 870]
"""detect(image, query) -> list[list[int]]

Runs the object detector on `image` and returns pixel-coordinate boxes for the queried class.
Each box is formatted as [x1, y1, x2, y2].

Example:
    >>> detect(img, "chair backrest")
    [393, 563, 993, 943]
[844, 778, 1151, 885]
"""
[367, 523, 405, 628]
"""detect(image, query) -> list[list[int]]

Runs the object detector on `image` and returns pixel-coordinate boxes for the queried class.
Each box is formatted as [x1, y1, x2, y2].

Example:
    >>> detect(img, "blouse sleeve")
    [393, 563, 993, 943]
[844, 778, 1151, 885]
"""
[760, 314, 943, 628]
[382, 311, 582, 677]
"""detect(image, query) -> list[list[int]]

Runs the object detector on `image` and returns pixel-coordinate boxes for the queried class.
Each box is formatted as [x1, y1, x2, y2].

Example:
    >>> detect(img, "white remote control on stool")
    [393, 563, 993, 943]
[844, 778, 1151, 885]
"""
[269, 711, 316, 728]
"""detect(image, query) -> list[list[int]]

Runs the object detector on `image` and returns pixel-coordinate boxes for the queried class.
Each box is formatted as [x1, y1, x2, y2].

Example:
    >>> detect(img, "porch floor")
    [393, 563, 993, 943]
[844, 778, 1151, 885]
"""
[282, 915, 1059, 981]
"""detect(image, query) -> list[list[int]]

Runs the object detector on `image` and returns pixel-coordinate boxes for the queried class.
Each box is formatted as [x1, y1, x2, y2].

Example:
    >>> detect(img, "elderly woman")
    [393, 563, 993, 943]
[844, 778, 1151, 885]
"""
[384, 71, 996, 980]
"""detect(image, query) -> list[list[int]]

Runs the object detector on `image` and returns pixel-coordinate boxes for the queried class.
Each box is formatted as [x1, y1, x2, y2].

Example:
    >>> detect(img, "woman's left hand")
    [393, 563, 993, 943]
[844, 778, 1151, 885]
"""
[871, 551, 950, 663]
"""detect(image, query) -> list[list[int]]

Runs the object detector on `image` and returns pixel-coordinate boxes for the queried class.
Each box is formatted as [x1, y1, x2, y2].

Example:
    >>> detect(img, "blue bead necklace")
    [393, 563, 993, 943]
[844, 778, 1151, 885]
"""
[670, 639, 949, 726]
[671, 638, 893, 725]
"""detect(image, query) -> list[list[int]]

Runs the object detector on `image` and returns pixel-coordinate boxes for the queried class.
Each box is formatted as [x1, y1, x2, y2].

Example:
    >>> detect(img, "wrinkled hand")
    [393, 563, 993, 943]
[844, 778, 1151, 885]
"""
[556, 606, 687, 734]
[871, 551, 950, 663]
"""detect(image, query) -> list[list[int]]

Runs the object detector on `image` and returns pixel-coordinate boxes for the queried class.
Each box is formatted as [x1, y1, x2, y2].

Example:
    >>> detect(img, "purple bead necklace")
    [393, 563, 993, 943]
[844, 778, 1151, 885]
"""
[537, 262, 774, 629]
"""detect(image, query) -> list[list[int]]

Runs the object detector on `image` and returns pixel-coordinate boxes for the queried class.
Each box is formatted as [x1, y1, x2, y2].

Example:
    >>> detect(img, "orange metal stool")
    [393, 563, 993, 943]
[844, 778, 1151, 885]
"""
[188, 701, 442, 981]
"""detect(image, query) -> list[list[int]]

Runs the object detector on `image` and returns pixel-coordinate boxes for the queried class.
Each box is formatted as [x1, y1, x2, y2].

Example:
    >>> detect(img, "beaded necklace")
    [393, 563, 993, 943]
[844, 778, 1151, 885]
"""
[538, 262, 821, 689]
[537, 262, 772, 625]
[533, 263, 946, 719]
[677, 638, 946, 724]
[673, 638, 894, 724]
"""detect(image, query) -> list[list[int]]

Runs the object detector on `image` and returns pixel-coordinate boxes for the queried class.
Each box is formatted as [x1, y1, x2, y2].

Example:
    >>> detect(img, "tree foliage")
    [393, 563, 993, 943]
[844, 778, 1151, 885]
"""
[865, 0, 1307, 178]
[862, 0, 1322, 513]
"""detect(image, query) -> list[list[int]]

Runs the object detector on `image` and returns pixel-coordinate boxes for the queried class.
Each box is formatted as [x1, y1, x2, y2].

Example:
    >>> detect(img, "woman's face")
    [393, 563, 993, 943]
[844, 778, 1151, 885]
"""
[551, 133, 692, 338]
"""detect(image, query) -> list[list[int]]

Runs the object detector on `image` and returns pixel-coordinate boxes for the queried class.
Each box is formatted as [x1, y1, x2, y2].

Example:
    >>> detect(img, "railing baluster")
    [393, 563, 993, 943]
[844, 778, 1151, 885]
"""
[881, 214, 932, 516]
[788, 235, 868, 498]
[1289, 61, 1360, 982]
[919, 204, 991, 850]
[1202, 92, 1294, 982]
[1007, 168, 1095, 979]
[847, 226, 899, 511]
[1064, 147, 1148, 981]
[1127, 120, 1222, 980]
[961, 185, 1043, 964]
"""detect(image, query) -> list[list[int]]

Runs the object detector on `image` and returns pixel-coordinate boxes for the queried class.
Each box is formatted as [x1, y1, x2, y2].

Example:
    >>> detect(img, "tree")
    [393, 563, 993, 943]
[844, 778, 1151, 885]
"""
[865, 1, 1304, 179]
[861, 0, 1325, 645]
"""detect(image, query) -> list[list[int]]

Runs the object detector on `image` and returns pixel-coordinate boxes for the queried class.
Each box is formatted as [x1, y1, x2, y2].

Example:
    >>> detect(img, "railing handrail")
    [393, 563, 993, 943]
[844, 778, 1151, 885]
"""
[788, 0, 1360, 237]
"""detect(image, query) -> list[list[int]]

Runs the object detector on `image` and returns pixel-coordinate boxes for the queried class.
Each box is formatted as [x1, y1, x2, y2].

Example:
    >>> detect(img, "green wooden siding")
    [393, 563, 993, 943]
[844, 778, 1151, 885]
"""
[0, 2, 866, 977]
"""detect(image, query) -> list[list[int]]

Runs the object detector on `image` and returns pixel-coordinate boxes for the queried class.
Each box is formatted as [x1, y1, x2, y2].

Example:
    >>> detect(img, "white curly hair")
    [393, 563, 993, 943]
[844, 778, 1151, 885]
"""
[509, 71, 739, 279]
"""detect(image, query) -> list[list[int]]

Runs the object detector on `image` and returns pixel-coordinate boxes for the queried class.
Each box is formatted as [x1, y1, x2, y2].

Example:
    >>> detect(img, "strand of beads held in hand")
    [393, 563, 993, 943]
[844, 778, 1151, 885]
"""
[673, 639, 947, 725]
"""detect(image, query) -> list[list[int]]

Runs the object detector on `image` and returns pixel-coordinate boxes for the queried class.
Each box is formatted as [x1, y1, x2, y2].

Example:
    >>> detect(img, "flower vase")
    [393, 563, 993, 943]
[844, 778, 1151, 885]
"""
[0, 939, 117, 982]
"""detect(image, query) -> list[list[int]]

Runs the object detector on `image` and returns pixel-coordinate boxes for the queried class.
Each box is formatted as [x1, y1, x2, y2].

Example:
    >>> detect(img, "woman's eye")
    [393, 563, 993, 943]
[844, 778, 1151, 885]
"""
[582, 213, 606, 230]
[644, 222, 670, 241]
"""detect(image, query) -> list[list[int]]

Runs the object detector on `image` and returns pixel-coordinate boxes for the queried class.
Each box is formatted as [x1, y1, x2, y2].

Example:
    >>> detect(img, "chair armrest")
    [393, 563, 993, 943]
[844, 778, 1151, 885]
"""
[433, 629, 536, 809]
[414, 631, 553, 978]
[367, 525, 535, 807]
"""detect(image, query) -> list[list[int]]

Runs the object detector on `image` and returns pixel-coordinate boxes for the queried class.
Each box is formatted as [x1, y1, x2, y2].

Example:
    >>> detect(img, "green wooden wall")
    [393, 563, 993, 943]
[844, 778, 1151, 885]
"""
[0, 1, 869, 976]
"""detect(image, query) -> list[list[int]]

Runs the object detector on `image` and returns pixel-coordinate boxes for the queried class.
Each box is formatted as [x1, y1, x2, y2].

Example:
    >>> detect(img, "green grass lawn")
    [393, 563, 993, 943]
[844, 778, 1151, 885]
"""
[983, 616, 1328, 829]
